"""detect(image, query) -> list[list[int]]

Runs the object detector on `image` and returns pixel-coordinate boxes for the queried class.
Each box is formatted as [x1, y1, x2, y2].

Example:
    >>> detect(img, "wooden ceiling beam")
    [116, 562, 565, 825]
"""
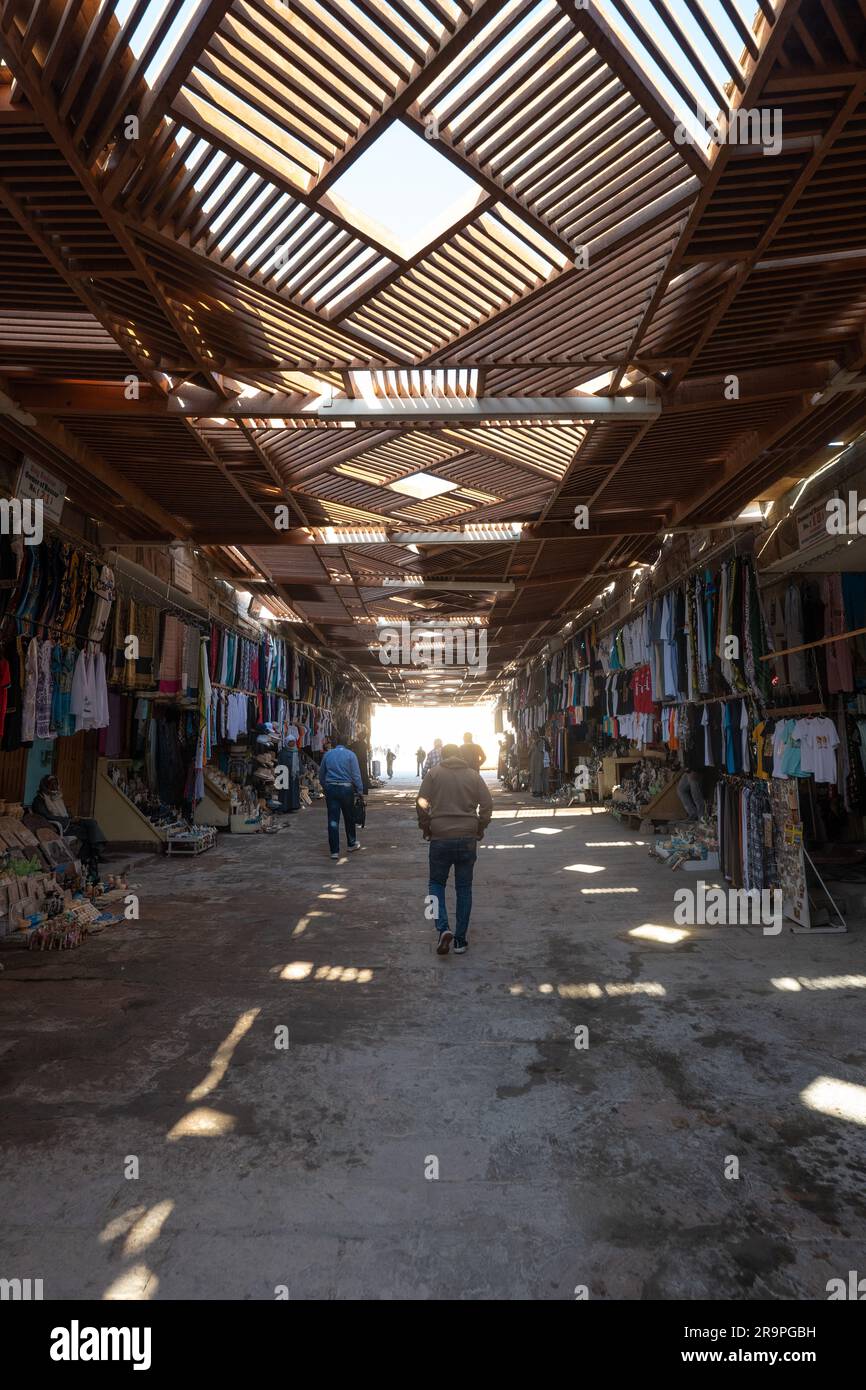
[557, 0, 709, 181]
[0, 376, 189, 539]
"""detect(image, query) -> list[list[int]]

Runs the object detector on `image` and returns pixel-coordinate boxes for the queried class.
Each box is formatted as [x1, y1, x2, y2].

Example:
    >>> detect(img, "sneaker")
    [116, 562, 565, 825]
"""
[436, 930, 453, 956]
[330, 853, 339, 860]
[348, 842, 361, 852]
[453, 940, 468, 954]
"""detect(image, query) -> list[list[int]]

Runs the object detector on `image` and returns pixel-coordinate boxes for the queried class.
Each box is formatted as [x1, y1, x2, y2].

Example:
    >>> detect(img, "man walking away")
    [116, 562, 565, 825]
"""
[423, 738, 443, 775]
[417, 743, 492, 956]
[459, 730, 486, 772]
[416, 745, 426, 777]
[386, 748, 395, 779]
[318, 732, 364, 859]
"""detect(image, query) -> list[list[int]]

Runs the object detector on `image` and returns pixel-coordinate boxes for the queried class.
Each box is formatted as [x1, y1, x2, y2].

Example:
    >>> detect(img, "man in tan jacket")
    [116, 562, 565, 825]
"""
[416, 744, 493, 956]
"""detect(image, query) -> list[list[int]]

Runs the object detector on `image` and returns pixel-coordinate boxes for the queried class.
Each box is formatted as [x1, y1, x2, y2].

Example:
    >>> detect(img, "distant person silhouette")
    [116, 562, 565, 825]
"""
[459, 731, 485, 772]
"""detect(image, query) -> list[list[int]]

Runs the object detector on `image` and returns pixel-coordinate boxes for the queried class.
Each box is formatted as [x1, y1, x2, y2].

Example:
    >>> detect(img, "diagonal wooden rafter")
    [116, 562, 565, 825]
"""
[666, 73, 866, 394]
[101, 1, 235, 200]
[557, 0, 710, 182]
[0, 377, 188, 538]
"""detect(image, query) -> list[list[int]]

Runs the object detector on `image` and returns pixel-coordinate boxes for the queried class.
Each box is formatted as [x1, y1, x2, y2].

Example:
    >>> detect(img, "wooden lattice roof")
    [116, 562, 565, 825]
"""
[1, 0, 866, 701]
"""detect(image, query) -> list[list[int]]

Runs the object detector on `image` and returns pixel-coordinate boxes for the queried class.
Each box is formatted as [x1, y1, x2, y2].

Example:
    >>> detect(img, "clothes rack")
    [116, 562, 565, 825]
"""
[759, 625, 866, 662]
[767, 703, 826, 717]
[591, 528, 746, 642]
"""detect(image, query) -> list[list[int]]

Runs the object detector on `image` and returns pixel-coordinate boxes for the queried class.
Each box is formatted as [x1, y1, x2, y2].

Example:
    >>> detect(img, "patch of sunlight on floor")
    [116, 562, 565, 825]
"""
[187, 1008, 260, 1102]
[99, 1207, 146, 1245]
[122, 1201, 175, 1258]
[772, 974, 866, 992]
[584, 840, 646, 847]
[276, 961, 314, 979]
[479, 843, 535, 849]
[580, 886, 639, 894]
[564, 863, 605, 873]
[103, 1264, 159, 1300]
[313, 965, 373, 982]
[800, 1076, 866, 1124]
[167, 1108, 237, 1140]
[274, 961, 373, 982]
[512, 980, 666, 998]
[293, 910, 326, 937]
[629, 924, 690, 944]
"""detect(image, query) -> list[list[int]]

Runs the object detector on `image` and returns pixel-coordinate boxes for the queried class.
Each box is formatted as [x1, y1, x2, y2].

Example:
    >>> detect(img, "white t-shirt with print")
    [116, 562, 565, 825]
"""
[792, 717, 839, 783]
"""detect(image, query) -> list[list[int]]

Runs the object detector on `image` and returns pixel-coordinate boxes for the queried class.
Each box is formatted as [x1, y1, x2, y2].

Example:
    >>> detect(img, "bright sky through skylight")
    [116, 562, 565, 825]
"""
[108, 0, 769, 300]
[593, 0, 761, 148]
[326, 122, 484, 259]
[428, 0, 764, 157]
[107, 0, 201, 87]
[388, 473, 459, 501]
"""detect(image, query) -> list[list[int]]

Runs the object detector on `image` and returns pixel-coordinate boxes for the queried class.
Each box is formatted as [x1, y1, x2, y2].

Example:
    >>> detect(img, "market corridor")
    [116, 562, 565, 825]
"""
[1, 778, 864, 1301]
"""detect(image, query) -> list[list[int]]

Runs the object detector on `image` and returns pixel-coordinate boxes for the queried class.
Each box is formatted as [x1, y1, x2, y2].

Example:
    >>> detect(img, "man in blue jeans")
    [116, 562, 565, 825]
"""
[318, 732, 365, 860]
[416, 743, 493, 956]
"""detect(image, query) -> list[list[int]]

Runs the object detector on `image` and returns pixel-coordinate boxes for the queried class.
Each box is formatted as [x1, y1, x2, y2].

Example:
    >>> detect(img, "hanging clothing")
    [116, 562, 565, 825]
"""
[784, 583, 808, 692]
[71, 650, 97, 731]
[822, 573, 853, 693]
[21, 636, 39, 743]
[159, 614, 184, 695]
[35, 638, 55, 740]
[793, 716, 839, 784]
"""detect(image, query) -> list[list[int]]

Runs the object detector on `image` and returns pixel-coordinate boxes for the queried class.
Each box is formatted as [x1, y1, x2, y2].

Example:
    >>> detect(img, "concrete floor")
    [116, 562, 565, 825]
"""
[1, 775, 865, 1301]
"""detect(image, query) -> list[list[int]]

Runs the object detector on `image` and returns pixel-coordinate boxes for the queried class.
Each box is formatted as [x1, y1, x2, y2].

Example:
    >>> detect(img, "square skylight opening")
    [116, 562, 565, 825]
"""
[321, 121, 485, 259]
[388, 473, 459, 500]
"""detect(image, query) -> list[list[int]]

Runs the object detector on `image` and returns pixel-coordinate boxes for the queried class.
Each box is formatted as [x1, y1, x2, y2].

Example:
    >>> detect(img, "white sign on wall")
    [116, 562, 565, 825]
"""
[15, 457, 65, 524]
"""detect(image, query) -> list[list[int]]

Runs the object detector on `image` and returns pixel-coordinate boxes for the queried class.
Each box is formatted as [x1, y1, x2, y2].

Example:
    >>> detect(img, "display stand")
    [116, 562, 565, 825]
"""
[193, 773, 232, 829]
[600, 750, 663, 798]
[166, 827, 217, 856]
[95, 758, 167, 848]
[769, 777, 846, 933]
[796, 846, 847, 934]
[636, 777, 687, 829]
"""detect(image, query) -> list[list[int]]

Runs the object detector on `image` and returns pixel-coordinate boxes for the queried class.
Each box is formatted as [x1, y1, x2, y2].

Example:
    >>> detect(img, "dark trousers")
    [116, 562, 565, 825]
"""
[325, 785, 357, 854]
[428, 837, 477, 942]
